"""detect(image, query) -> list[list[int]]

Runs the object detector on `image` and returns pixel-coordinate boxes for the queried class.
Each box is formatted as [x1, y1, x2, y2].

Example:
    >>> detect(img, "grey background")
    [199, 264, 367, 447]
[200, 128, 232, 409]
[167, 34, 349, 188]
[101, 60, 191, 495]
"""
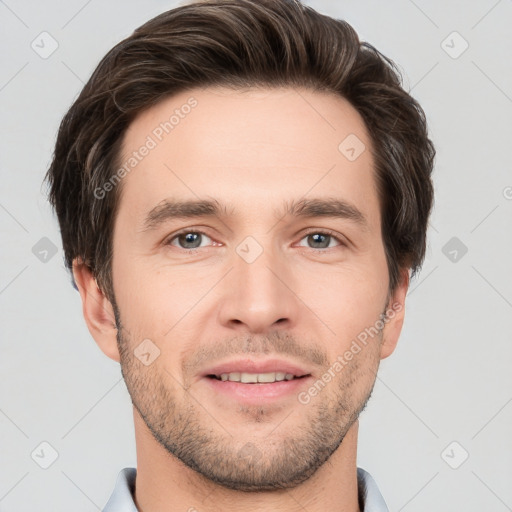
[1, 0, 511, 510]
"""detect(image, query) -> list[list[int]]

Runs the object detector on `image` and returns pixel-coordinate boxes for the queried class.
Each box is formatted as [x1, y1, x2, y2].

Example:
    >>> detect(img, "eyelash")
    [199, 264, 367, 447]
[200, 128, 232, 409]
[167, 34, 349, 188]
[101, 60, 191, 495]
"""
[165, 228, 347, 251]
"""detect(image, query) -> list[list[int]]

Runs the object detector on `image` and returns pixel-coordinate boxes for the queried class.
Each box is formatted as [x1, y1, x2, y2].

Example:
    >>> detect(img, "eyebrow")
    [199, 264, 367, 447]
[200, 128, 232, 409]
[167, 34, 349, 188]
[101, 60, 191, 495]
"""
[142, 197, 369, 232]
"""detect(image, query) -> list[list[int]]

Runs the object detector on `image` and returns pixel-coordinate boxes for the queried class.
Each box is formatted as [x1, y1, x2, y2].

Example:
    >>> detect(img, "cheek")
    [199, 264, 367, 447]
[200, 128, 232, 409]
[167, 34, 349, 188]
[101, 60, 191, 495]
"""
[112, 254, 161, 335]
[297, 263, 387, 351]
[113, 255, 210, 342]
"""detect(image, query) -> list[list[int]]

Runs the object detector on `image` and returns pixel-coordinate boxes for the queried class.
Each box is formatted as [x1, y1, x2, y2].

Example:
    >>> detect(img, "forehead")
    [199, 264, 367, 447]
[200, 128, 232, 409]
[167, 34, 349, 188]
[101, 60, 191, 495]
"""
[117, 86, 379, 228]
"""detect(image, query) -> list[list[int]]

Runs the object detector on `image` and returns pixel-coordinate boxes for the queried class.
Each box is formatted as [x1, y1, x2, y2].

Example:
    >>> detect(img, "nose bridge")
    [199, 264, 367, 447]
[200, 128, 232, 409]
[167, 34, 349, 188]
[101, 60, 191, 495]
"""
[218, 234, 297, 333]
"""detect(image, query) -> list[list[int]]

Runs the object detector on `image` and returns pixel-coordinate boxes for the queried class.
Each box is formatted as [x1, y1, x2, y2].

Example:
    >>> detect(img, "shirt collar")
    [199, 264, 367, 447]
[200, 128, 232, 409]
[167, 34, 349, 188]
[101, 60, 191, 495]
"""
[103, 466, 389, 512]
[357, 467, 390, 512]
[102, 468, 138, 512]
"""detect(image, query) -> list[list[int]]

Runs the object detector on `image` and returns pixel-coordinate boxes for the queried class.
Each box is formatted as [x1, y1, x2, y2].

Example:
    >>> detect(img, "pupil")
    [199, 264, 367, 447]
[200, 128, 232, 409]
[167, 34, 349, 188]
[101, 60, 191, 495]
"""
[180, 233, 201, 248]
[309, 233, 329, 248]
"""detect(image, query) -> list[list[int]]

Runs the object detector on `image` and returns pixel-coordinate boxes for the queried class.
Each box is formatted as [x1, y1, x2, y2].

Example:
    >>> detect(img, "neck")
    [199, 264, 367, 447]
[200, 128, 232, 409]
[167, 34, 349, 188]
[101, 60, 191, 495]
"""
[132, 408, 361, 512]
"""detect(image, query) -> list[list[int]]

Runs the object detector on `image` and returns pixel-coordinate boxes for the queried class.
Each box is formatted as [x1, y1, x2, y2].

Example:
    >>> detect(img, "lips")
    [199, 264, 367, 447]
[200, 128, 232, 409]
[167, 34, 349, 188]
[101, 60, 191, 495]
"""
[201, 358, 312, 381]
[200, 358, 314, 403]
[212, 371, 301, 383]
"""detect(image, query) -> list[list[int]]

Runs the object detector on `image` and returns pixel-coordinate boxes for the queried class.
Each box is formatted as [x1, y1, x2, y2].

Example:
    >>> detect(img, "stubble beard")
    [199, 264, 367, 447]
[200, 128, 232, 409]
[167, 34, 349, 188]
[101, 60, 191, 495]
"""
[115, 322, 380, 492]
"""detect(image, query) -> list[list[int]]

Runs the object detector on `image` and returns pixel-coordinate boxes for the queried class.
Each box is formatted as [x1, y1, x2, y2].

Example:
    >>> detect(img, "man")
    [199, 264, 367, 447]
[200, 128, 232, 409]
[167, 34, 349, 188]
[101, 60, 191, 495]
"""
[45, 0, 435, 510]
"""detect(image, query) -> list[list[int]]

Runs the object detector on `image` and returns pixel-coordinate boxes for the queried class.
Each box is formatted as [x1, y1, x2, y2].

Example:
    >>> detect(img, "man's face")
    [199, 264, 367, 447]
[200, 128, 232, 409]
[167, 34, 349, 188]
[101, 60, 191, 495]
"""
[109, 87, 404, 491]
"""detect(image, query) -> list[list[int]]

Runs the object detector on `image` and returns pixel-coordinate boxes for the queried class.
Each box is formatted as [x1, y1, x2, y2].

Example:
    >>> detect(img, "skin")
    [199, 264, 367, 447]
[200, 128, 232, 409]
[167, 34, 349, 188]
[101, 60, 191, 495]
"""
[73, 86, 409, 512]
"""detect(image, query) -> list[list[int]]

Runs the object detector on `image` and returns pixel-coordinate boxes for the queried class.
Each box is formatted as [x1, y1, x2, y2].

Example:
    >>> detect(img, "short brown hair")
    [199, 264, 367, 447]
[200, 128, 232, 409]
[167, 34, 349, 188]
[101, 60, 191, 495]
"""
[45, 0, 435, 302]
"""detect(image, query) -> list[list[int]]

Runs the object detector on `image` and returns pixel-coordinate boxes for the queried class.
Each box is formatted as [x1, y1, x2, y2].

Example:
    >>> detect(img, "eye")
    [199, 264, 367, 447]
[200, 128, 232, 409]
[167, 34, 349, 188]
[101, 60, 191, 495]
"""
[297, 231, 344, 249]
[165, 229, 345, 251]
[167, 230, 214, 250]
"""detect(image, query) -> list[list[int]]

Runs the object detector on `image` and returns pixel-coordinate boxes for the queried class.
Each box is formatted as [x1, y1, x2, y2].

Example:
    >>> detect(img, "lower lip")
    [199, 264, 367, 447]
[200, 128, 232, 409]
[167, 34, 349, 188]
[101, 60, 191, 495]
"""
[203, 376, 312, 404]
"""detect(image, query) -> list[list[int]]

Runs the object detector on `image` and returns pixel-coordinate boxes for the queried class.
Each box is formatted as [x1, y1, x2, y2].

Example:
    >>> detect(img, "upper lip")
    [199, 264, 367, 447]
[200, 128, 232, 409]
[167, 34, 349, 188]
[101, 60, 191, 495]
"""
[202, 358, 312, 378]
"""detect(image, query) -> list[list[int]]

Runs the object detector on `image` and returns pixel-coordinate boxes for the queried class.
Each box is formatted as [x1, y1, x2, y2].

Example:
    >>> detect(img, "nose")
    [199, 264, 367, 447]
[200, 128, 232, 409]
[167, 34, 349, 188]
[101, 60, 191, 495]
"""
[217, 242, 300, 334]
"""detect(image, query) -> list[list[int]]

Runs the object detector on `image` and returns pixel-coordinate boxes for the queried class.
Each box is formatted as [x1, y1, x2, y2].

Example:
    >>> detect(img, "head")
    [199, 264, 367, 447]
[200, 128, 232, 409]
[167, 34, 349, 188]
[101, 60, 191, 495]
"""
[46, 0, 434, 492]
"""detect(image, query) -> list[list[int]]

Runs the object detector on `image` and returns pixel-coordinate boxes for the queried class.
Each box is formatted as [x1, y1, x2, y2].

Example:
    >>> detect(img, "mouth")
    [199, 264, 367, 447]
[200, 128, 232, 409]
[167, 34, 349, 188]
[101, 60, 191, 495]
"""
[199, 358, 314, 403]
[200, 357, 313, 381]
[201, 360, 314, 403]
[207, 372, 310, 383]
[203, 372, 312, 403]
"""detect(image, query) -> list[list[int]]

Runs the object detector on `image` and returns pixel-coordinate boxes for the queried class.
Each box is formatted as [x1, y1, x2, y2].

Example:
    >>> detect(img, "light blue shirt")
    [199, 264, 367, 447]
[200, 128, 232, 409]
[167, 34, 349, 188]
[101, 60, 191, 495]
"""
[102, 466, 389, 511]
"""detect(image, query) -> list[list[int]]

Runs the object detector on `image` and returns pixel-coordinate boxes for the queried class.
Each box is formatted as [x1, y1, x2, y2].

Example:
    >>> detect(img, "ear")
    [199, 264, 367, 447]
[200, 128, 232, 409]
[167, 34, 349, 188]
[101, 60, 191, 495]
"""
[380, 268, 410, 360]
[72, 259, 121, 363]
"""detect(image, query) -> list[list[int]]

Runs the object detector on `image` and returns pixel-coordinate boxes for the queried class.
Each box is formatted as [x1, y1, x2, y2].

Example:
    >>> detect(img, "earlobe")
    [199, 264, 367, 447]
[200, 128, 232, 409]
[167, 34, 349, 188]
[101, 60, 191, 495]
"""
[72, 259, 121, 363]
[380, 268, 410, 360]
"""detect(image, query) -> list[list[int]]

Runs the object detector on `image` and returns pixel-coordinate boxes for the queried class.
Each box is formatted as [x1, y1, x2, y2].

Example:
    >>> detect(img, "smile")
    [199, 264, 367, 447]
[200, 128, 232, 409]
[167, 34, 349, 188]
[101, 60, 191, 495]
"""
[209, 372, 308, 383]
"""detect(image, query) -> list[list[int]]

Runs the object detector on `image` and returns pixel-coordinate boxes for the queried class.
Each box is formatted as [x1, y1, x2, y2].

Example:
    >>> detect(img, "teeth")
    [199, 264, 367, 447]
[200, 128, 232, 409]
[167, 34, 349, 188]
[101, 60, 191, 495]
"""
[217, 372, 299, 383]
[241, 373, 258, 383]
